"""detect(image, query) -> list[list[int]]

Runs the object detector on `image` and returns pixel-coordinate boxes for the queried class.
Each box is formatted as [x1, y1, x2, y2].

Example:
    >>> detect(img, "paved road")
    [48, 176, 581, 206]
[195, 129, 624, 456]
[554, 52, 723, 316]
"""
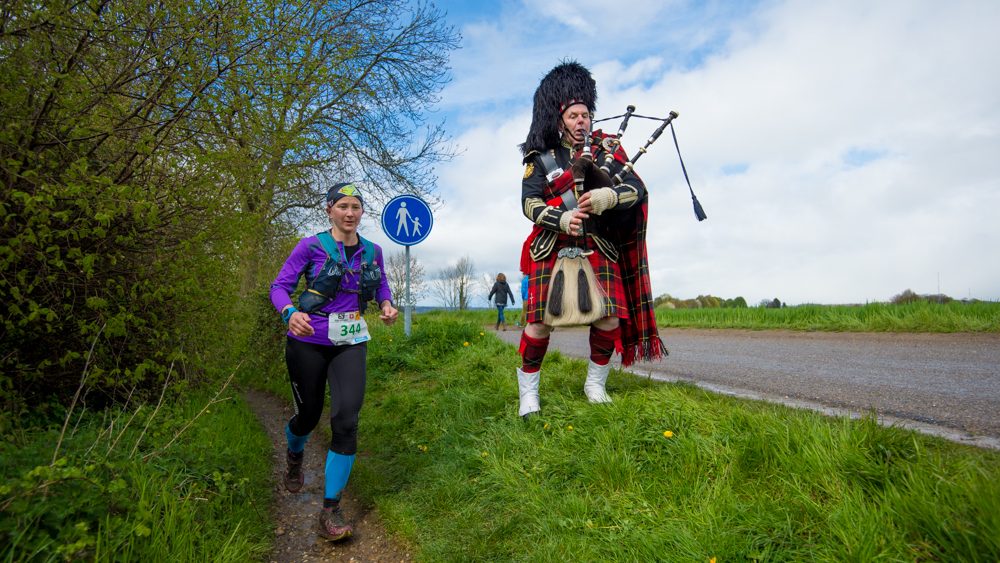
[494, 327, 1000, 449]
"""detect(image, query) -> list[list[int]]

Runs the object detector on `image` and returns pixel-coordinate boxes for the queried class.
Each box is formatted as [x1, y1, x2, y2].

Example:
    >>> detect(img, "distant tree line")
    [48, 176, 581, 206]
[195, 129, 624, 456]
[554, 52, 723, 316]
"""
[653, 294, 752, 309]
[891, 289, 963, 305]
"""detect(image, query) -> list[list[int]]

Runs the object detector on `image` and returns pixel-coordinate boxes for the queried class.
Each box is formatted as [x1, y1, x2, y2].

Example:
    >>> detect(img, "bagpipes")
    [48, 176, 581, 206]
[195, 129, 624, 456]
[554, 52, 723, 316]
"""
[591, 105, 707, 221]
[544, 105, 706, 328]
[544, 105, 708, 326]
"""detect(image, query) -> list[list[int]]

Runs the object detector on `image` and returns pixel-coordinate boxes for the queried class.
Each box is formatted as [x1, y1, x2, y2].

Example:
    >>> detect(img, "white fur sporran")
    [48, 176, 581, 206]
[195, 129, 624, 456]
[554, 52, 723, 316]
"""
[544, 248, 606, 327]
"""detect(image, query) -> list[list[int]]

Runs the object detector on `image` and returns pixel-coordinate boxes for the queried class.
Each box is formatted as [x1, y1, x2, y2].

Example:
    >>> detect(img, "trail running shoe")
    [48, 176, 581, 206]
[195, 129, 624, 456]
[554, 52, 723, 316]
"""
[317, 507, 353, 541]
[283, 449, 304, 493]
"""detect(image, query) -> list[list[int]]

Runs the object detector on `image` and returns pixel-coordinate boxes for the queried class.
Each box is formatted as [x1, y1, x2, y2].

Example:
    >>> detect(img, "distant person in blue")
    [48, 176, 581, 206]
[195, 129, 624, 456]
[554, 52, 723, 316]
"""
[488, 272, 516, 331]
[269, 183, 398, 542]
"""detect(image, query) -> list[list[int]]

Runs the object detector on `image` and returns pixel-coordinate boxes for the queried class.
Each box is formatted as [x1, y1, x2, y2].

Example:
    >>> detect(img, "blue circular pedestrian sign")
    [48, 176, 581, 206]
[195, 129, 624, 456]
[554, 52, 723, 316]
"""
[381, 195, 433, 246]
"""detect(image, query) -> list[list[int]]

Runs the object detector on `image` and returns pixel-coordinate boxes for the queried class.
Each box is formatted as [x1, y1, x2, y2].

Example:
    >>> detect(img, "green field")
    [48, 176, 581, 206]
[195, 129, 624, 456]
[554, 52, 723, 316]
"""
[4, 308, 999, 561]
[655, 300, 1000, 332]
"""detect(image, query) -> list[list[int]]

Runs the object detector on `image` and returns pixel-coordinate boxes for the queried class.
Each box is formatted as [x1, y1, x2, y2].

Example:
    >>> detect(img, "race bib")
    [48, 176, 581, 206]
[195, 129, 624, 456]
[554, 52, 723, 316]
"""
[327, 311, 371, 346]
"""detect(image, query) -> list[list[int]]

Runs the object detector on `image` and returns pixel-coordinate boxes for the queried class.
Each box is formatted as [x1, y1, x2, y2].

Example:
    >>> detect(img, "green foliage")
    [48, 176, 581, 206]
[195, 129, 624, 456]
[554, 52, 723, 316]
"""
[0, 387, 272, 561]
[655, 300, 1000, 332]
[0, 0, 254, 410]
[239, 291, 298, 396]
[352, 314, 1000, 560]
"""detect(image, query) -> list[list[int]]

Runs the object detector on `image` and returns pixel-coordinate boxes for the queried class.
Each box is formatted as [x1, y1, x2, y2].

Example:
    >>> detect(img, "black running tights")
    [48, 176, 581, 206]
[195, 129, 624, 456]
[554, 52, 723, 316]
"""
[285, 337, 367, 455]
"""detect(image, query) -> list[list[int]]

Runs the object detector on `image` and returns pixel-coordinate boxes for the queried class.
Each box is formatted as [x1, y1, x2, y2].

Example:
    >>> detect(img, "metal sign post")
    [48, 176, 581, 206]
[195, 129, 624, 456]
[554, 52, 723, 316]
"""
[381, 195, 433, 337]
[405, 245, 411, 336]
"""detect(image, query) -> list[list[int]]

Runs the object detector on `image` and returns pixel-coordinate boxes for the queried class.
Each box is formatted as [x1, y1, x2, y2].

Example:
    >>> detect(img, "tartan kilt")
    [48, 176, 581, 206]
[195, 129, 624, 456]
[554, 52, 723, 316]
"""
[523, 236, 628, 325]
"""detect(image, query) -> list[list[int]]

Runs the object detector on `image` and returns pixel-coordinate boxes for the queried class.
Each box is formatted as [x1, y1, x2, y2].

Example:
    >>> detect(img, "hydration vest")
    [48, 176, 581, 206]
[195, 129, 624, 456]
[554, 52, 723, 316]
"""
[297, 232, 382, 313]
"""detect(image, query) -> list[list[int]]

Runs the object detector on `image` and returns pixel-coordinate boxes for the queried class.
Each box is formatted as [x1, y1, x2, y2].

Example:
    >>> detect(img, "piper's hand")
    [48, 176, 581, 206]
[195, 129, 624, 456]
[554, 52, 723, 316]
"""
[578, 188, 617, 215]
[559, 208, 589, 236]
[288, 312, 314, 337]
[380, 302, 399, 326]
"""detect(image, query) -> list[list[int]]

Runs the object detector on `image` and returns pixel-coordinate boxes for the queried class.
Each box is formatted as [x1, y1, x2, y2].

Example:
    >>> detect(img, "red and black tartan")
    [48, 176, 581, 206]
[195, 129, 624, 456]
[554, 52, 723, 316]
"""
[522, 233, 628, 324]
[520, 137, 666, 367]
[608, 199, 666, 366]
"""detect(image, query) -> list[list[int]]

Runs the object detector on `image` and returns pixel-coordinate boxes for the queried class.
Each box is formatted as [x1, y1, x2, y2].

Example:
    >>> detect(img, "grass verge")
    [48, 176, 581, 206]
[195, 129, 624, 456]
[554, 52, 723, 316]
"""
[0, 384, 272, 561]
[352, 312, 1000, 561]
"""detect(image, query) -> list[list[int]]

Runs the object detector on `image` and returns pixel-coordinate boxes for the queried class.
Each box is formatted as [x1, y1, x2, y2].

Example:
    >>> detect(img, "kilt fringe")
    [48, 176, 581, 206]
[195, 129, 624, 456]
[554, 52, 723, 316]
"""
[622, 334, 668, 367]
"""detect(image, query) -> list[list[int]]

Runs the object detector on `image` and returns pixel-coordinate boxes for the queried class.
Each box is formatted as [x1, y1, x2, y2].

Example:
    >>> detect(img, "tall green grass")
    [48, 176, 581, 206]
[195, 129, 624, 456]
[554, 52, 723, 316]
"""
[656, 300, 1000, 332]
[0, 386, 272, 562]
[352, 312, 1000, 561]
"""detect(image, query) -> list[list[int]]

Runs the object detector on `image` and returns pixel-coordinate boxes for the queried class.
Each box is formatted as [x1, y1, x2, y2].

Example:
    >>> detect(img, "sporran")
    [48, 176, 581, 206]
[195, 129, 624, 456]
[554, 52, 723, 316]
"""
[544, 247, 606, 327]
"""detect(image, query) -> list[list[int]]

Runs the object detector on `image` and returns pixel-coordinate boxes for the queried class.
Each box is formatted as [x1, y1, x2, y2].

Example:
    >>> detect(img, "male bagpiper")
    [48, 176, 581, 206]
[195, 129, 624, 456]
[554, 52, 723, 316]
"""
[514, 61, 666, 418]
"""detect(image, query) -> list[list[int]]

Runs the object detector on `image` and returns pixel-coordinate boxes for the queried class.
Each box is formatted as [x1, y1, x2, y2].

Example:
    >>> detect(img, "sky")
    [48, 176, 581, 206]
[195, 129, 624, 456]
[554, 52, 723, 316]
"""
[356, 0, 1000, 307]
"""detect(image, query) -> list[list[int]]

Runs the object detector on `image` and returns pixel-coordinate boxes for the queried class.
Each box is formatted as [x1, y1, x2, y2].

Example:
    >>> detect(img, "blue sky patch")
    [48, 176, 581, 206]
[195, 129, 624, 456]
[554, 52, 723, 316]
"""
[842, 147, 888, 167]
[721, 163, 749, 175]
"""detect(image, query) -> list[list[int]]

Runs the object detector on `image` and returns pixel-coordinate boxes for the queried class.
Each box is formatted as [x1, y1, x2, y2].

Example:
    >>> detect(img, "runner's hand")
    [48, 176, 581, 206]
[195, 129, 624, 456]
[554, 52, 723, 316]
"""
[380, 302, 398, 325]
[288, 312, 314, 337]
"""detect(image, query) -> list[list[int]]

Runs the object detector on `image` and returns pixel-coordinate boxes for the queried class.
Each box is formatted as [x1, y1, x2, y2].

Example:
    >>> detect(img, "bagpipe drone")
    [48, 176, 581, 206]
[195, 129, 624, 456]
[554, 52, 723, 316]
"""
[591, 105, 707, 222]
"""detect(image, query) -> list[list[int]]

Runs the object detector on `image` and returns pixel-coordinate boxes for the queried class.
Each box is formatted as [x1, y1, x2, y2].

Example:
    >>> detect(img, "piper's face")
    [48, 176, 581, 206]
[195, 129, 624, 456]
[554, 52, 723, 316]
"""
[558, 103, 592, 144]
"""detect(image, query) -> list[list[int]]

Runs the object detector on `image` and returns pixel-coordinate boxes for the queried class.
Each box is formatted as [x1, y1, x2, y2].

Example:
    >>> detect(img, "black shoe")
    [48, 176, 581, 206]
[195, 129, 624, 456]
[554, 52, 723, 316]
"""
[284, 449, 304, 493]
[318, 507, 353, 541]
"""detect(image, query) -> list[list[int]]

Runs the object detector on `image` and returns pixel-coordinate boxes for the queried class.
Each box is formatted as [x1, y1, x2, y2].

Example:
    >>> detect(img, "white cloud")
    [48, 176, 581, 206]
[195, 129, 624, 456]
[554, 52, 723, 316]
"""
[391, 0, 1000, 305]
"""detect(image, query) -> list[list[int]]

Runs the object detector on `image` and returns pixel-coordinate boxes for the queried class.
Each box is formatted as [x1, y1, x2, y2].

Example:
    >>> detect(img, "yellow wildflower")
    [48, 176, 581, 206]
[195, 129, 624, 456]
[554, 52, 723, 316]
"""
[567, 425, 573, 431]
[663, 430, 674, 438]
[463, 341, 470, 346]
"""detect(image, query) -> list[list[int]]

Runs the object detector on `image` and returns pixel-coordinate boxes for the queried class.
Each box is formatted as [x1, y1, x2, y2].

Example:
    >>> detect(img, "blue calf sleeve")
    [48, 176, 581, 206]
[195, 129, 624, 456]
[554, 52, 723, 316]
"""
[285, 424, 310, 454]
[324, 450, 356, 501]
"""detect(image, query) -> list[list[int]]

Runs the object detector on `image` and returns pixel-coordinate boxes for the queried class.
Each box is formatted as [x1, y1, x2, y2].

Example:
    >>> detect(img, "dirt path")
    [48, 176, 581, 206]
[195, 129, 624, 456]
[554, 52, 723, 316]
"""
[244, 389, 413, 562]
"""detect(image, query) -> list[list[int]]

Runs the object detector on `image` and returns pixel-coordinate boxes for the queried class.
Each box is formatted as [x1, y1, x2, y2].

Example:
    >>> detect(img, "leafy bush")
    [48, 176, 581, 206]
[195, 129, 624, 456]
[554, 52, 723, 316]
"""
[0, 0, 251, 411]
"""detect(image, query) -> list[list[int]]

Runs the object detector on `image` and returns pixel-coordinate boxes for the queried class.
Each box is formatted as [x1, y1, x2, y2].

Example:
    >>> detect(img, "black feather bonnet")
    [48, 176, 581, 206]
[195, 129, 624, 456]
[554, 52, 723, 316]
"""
[521, 61, 597, 155]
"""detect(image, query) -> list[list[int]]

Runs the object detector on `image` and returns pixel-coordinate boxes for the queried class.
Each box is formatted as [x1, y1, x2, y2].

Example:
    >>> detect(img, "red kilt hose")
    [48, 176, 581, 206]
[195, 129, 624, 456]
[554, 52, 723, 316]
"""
[522, 233, 628, 324]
